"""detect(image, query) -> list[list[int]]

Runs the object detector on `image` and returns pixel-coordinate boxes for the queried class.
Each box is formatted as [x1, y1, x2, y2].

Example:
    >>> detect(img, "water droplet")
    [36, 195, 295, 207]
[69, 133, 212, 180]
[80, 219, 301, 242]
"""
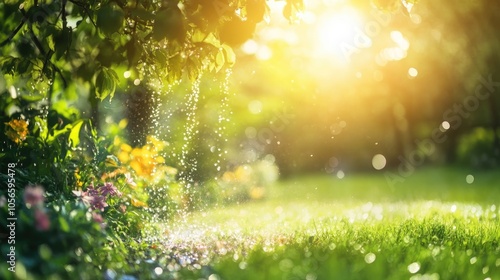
[336, 170, 345, 179]
[408, 262, 420, 274]
[440, 121, 450, 131]
[208, 274, 220, 280]
[365, 252, 376, 264]
[154, 267, 163, 275]
[372, 154, 386, 170]
[466, 174, 474, 184]
[408, 67, 418, 78]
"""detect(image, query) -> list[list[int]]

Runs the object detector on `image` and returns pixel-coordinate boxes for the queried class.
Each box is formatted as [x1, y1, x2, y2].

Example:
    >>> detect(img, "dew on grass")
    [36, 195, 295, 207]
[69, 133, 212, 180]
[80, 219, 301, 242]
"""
[364, 252, 376, 264]
[408, 262, 420, 273]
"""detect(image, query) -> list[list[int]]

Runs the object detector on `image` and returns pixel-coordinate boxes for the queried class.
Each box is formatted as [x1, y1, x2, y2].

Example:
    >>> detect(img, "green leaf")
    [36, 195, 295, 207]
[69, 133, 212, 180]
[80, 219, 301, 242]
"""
[58, 216, 70, 232]
[39, 244, 52, 260]
[126, 39, 142, 68]
[221, 44, 236, 66]
[95, 67, 119, 101]
[54, 27, 72, 60]
[192, 30, 221, 48]
[130, 7, 155, 21]
[186, 57, 201, 82]
[69, 120, 84, 148]
[152, 6, 186, 42]
[215, 50, 225, 72]
[96, 3, 124, 36]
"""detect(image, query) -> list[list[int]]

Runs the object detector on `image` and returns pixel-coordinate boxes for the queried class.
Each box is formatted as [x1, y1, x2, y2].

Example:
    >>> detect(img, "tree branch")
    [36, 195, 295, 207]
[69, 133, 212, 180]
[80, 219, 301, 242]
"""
[0, 17, 28, 47]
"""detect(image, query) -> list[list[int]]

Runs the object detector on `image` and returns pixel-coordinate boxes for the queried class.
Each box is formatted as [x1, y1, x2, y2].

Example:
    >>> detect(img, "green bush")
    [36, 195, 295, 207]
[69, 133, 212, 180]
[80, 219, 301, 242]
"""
[456, 127, 500, 169]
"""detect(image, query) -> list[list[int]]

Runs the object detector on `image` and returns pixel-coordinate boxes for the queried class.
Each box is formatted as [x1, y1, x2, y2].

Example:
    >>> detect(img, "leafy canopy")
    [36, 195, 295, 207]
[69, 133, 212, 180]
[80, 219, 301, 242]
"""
[0, 0, 319, 100]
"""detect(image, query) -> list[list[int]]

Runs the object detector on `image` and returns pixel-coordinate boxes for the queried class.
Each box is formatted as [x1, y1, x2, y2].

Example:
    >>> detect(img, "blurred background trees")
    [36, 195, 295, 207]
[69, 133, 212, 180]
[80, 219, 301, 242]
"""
[1, 0, 499, 185]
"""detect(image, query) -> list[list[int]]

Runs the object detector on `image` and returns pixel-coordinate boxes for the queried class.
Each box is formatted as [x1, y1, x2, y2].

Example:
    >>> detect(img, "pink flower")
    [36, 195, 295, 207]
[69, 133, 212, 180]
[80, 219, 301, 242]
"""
[86, 185, 99, 197]
[92, 212, 104, 223]
[23, 185, 45, 207]
[100, 182, 122, 197]
[34, 209, 50, 231]
[92, 212, 106, 229]
[89, 195, 108, 211]
[73, 187, 108, 211]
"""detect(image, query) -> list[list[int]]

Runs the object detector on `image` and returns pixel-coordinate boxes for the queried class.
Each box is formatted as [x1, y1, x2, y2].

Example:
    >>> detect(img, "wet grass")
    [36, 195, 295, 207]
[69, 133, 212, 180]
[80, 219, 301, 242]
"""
[157, 167, 500, 279]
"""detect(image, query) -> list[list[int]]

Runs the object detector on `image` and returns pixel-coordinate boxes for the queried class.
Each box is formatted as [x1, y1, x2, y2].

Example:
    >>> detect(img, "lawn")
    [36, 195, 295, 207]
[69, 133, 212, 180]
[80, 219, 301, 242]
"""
[153, 167, 500, 279]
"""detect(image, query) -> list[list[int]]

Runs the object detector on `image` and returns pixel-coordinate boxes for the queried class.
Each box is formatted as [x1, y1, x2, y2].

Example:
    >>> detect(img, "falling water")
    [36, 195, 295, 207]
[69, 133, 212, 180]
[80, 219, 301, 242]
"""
[145, 69, 234, 216]
[178, 76, 202, 190]
[213, 68, 233, 176]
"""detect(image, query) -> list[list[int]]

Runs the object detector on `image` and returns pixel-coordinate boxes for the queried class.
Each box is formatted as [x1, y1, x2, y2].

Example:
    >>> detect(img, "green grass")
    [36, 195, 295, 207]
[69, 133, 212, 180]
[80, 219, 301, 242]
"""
[155, 167, 500, 279]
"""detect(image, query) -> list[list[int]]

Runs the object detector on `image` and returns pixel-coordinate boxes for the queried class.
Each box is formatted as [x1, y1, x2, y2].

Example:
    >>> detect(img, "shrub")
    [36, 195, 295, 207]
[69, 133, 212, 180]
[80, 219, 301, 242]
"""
[456, 127, 500, 169]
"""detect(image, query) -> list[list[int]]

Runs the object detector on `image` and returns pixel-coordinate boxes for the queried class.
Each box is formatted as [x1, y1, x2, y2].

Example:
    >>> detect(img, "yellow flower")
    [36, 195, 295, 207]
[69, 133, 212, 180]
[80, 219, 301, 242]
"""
[131, 197, 147, 208]
[5, 119, 28, 144]
[146, 135, 166, 151]
[74, 168, 83, 188]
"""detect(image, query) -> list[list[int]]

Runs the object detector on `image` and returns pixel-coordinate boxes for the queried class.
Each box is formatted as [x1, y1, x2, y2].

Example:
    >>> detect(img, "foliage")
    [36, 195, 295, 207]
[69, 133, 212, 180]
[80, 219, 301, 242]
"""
[0, 93, 96, 194]
[0, 186, 126, 279]
[0, 0, 305, 101]
[457, 127, 500, 169]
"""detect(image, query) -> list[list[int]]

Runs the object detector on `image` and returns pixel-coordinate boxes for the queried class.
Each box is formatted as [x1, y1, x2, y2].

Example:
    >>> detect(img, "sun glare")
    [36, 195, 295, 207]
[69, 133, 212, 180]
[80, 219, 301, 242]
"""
[315, 7, 364, 60]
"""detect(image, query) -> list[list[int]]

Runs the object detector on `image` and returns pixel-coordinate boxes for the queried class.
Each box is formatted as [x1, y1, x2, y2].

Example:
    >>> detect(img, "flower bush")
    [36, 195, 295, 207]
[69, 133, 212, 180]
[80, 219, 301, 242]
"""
[0, 185, 128, 279]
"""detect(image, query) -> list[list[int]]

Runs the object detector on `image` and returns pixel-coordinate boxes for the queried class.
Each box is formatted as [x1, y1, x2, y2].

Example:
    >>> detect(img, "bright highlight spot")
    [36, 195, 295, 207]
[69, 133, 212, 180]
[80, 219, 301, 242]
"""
[315, 8, 364, 58]
[154, 267, 163, 275]
[408, 67, 418, 77]
[365, 252, 376, 264]
[466, 174, 474, 184]
[441, 121, 450, 131]
[391, 31, 410, 50]
[256, 45, 273, 60]
[372, 154, 387, 170]
[336, 170, 345, 179]
[242, 40, 259, 54]
[408, 262, 421, 273]
[248, 100, 263, 114]
[123, 70, 131, 79]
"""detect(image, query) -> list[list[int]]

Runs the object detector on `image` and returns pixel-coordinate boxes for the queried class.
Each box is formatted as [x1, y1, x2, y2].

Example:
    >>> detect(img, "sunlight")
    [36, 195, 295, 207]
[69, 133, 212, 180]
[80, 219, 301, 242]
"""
[315, 7, 365, 60]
